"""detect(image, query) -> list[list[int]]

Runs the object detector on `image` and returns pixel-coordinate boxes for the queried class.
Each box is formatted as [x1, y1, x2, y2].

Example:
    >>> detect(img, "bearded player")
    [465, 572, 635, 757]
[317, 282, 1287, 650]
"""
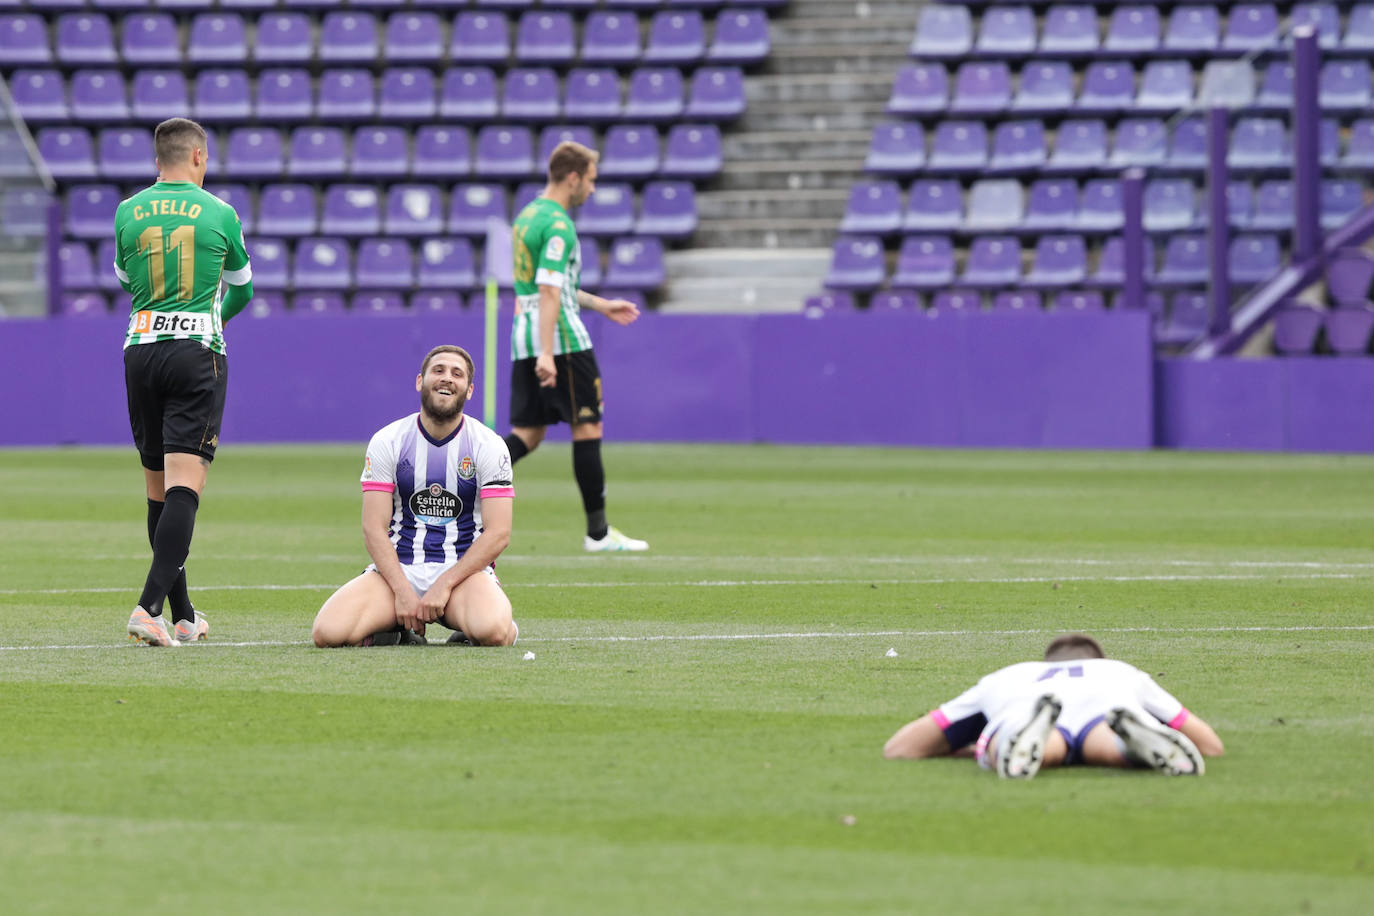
[312, 346, 518, 648]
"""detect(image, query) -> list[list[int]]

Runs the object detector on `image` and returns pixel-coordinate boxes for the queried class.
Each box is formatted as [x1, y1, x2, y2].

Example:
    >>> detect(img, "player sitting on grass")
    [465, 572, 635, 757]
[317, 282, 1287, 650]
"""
[312, 346, 518, 648]
[883, 633, 1224, 778]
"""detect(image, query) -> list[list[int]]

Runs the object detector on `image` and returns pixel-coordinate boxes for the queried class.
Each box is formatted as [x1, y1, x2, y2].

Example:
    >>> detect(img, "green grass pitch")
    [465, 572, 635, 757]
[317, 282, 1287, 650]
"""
[1, 443, 1371, 914]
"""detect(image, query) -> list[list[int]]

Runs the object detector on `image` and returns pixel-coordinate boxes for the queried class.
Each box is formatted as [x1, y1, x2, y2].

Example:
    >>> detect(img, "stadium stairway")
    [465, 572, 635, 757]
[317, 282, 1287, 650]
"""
[659, 0, 914, 312]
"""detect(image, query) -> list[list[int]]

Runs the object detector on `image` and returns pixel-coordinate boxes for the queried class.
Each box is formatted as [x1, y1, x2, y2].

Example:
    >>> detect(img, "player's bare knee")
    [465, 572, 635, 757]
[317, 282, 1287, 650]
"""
[467, 617, 516, 647]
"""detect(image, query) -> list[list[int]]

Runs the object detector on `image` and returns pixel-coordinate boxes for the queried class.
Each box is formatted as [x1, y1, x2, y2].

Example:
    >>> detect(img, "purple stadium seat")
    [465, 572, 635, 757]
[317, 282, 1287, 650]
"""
[245, 238, 287, 290]
[1256, 61, 1293, 111]
[292, 292, 347, 315]
[321, 185, 381, 236]
[645, 11, 705, 63]
[350, 125, 409, 178]
[195, 70, 251, 121]
[577, 183, 635, 236]
[318, 69, 376, 120]
[583, 12, 641, 64]
[411, 291, 465, 313]
[287, 127, 347, 178]
[98, 238, 123, 293]
[292, 238, 352, 290]
[70, 69, 128, 121]
[1222, 180, 1254, 229]
[709, 9, 769, 64]
[59, 241, 96, 290]
[627, 67, 687, 121]
[503, 67, 560, 121]
[452, 12, 510, 64]
[1089, 236, 1152, 287]
[1345, 5, 1374, 51]
[960, 236, 1022, 288]
[538, 125, 596, 167]
[38, 126, 96, 180]
[929, 289, 982, 312]
[473, 125, 534, 178]
[1156, 235, 1207, 287]
[516, 10, 575, 64]
[865, 122, 925, 176]
[1289, 3, 1340, 49]
[1157, 293, 1209, 345]
[1251, 179, 1293, 230]
[1041, 5, 1098, 55]
[1143, 178, 1194, 232]
[1023, 178, 1078, 230]
[802, 290, 856, 318]
[224, 127, 283, 178]
[928, 120, 987, 172]
[1054, 290, 1104, 311]
[0, 15, 52, 65]
[65, 184, 121, 239]
[206, 183, 254, 233]
[1012, 61, 1073, 114]
[1327, 250, 1374, 307]
[1341, 120, 1374, 169]
[319, 12, 378, 63]
[1320, 118, 1340, 167]
[964, 178, 1024, 231]
[1228, 117, 1286, 170]
[824, 236, 884, 290]
[386, 12, 443, 62]
[255, 69, 311, 121]
[993, 291, 1042, 312]
[1223, 4, 1279, 53]
[1137, 60, 1194, 111]
[912, 5, 972, 58]
[380, 67, 437, 119]
[1320, 60, 1371, 112]
[1079, 179, 1123, 231]
[902, 178, 962, 231]
[686, 66, 744, 120]
[60, 292, 111, 317]
[564, 68, 623, 121]
[951, 62, 1010, 114]
[1229, 234, 1280, 286]
[989, 119, 1046, 171]
[380, 184, 442, 235]
[417, 238, 478, 289]
[355, 238, 414, 288]
[1199, 60, 1256, 108]
[187, 13, 246, 63]
[1272, 303, 1323, 354]
[98, 127, 152, 180]
[891, 235, 954, 289]
[1048, 119, 1108, 171]
[440, 68, 499, 121]
[604, 236, 665, 289]
[121, 13, 178, 64]
[662, 124, 722, 178]
[1326, 307, 1374, 355]
[240, 289, 284, 319]
[1168, 116, 1207, 170]
[1105, 6, 1160, 54]
[2, 187, 49, 237]
[872, 290, 922, 311]
[515, 180, 548, 218]
[888, 63, 948, 116]
[599, 125, 660, 179]
[130, 69, 187, 121]
[56, 13, 116, 65]
[448, 183, 507, 235]
[636, 180, 696, 238]
[976, 5, 1034, 56]
[1321, 180, 1362, 230]
[1110, 117, 1167, 168]
[578, 236, 603, 288]
[351, 291, 407, 315]
[256, 12, 313, 63]
[1164, 6, 1219, 53]
[1078, 61, 1135, 112]
[258, 183, 318, 236]
[839, 180, 902, 235]
[12, 69, 67, 122]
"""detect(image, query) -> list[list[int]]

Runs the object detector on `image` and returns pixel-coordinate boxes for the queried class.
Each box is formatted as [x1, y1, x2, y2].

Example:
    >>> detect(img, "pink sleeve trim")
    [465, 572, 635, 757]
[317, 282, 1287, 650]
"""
[361, 482, 395, 493]
[481, 487, 515, 498]
[931, 709, 951, 730]
[1168, 708, 1190, 729]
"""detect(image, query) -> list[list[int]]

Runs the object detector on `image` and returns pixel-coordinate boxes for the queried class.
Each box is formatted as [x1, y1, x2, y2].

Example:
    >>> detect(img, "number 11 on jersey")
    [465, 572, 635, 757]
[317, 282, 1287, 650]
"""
[136, 225, 196, 302]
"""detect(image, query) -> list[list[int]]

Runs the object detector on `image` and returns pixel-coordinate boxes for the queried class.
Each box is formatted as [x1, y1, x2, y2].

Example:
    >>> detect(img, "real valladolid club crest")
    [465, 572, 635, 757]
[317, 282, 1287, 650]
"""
[458, 455, 475, 480]
[410, 483, 460, 525]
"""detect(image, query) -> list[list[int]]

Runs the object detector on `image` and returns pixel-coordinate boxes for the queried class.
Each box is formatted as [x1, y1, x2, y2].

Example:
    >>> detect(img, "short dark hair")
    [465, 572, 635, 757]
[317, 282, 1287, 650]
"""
[154, 118, 208, 167]
[421, 345, 475, 383]
[1044, 633, 1106, 661]
[547, 141, 599, 184]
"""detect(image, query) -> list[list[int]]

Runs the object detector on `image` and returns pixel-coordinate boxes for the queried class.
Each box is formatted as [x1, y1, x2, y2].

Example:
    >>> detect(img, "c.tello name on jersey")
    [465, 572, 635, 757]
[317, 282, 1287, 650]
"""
[132, 200, 203, 220]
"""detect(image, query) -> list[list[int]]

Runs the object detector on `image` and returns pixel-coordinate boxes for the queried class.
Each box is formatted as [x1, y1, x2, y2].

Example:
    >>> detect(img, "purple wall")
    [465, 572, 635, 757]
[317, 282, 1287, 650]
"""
[1, 310, 1368, 452]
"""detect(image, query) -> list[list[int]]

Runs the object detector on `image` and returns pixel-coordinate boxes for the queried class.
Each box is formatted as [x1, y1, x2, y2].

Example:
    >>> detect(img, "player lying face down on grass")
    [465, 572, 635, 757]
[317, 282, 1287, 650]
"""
[312, 347, 518, 648]
[883, 633, 1225, 779]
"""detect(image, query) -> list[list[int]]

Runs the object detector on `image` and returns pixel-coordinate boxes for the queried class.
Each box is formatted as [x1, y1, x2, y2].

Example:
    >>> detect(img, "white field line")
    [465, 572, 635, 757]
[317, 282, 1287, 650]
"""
[1, 624, 1371, 653]
[1, 571, 1369, 598]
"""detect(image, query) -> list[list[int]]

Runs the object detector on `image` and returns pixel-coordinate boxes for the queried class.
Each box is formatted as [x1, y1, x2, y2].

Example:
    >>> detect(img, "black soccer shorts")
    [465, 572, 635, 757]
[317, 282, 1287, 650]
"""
[509, 349, 604, 429]
[124, 339, 228, 470]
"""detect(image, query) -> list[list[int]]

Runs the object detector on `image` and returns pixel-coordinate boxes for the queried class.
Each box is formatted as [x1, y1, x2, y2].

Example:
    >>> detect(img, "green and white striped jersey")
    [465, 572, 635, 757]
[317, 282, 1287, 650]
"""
[510, 196, 593, 360]
[113, 180, 251, 355]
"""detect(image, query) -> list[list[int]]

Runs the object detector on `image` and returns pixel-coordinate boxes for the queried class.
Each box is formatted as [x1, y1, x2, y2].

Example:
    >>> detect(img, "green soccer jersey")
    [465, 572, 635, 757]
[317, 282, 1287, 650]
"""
[510, 196, 594, 360]
[113, 180, 251, 355]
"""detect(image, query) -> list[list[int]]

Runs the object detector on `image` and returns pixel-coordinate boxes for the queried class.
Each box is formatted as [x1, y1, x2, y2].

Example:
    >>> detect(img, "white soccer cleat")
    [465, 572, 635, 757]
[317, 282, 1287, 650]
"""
[1108, 708, 1205, 775]
[997, 693, 1063, 780]
[127, 606, 177, 647]
[173, 611, 210, 644]
[584, 526, 649, 552]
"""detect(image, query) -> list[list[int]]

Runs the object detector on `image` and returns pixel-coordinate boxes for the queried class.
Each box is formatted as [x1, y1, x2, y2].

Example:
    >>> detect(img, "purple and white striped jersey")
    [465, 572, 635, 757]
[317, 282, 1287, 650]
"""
[359, 413, 514, 566]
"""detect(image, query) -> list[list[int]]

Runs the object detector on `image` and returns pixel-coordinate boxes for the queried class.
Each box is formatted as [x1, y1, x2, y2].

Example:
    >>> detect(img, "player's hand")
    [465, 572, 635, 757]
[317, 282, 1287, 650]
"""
[418, 583, 452, 623]
[394, 589, 423, 633]
[601, 298, 640, 326]
[535, 352, 557, 388]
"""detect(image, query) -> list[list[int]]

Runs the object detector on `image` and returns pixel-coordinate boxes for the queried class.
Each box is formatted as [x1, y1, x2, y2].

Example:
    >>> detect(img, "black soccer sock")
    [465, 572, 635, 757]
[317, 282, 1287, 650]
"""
[503, 433, 530, 465]
[137, 486, 200, 615]
[146, 498, 194, 622]
[572, 438, 608, 540]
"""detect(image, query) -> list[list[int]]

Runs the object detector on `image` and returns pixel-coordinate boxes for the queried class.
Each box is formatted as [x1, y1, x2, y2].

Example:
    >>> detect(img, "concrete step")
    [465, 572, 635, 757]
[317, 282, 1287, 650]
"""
[772, 15, 917, 46]
[714, 158, 867, 191]
[689, 217, 838, 249]
[697, 188, 850, 220]
[723, 128, 871, 161]
[747, 72, 894, 104]
[659, 276, 816, 314]
[665, 246, 832, 280]
[738, 101, 888, 132]
[782, 0, 926, 20]
[764, 46, 910, 76]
